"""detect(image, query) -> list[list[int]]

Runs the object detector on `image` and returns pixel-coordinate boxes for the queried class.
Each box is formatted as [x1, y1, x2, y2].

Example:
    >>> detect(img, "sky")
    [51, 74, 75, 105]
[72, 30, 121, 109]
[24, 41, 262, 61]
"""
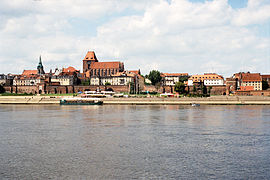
[0, 0, 270, 77]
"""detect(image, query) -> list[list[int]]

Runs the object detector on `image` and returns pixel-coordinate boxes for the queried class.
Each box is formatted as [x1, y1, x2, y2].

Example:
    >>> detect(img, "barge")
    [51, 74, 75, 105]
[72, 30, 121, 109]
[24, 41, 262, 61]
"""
[60, 97, 103, 105]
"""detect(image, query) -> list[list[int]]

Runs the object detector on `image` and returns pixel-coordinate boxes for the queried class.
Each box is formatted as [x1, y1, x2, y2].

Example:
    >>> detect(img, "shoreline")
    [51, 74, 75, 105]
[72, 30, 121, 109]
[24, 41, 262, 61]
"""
[1, 96, 270, 105]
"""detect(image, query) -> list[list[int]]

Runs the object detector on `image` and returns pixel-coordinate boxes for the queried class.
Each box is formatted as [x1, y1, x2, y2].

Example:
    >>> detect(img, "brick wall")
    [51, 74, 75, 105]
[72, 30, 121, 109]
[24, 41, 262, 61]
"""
[210, 86, 226, 95]
[250, 90, 270, 96]
[15, 86, 39, 94]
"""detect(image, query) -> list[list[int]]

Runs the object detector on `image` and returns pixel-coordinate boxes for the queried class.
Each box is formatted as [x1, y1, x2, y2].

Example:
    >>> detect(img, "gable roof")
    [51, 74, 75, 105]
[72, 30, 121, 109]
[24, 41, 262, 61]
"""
[261, 75, 270, 79]
[189, 73, 223, 81]
[22, 70, 38, 76]
[83, 51, 98, 61]
[90, 62, 122, 69]
[62, 66, 79, 73]
[129, 70, 141, 75]
[162, 73, 188, 77]
[242, 73, 262, 82]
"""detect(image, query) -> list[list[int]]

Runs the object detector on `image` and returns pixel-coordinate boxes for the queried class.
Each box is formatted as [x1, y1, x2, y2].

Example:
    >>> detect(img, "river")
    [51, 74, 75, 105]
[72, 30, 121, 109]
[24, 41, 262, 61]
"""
[0, 105, 270, 179]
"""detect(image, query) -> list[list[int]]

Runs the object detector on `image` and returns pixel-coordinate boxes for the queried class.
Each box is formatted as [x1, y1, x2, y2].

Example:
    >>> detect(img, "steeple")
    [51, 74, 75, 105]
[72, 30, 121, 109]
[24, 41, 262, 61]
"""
[37, 55, 45, 75]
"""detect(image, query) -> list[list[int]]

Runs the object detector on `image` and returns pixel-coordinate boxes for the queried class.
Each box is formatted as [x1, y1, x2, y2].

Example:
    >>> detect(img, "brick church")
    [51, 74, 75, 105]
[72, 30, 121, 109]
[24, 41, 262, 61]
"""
[83, 51, 124, 78]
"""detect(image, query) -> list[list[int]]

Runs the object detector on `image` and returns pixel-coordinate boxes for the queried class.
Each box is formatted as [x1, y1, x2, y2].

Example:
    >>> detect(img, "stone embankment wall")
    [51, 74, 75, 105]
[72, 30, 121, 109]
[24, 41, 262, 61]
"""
[0, 96, 61, 104]
[1, 96, 270, 105]
[103, 96, 270, 105]
[4, 85, 130, 94]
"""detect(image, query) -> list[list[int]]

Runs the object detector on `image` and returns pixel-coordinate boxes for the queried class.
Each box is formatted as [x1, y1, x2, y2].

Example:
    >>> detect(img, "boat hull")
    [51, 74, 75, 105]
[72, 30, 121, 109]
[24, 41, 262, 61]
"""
[60, 99, 103, 105]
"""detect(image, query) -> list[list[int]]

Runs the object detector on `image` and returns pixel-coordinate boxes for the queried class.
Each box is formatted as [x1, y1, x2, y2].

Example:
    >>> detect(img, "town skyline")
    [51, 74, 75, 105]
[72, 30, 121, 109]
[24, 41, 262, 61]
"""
[2, 51, 270, 79]
[0, 0, 270, 76]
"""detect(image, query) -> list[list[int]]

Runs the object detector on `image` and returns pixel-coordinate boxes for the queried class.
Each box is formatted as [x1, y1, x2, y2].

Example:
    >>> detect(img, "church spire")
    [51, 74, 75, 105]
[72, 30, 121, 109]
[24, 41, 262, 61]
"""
[37, 55, 45, 75]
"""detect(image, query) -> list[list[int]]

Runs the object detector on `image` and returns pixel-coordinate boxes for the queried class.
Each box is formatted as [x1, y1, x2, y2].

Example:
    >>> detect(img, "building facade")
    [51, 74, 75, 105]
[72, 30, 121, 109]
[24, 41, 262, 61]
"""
[83, 51, 124, 77]
[161, 73, 189, 86]
[188, 73, 224, 86]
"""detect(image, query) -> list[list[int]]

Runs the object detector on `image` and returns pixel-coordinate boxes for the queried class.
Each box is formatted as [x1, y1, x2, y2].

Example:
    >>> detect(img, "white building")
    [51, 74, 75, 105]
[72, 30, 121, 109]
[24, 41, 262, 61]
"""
[162, 73, 189, 86]
[188, 73, 224, 86]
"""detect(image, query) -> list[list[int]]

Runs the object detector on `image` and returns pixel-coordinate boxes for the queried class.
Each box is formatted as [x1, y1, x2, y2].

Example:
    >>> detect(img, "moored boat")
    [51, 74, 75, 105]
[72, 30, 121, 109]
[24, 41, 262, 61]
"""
[191, 103, 200, 107]
[60, 97, 103, 105]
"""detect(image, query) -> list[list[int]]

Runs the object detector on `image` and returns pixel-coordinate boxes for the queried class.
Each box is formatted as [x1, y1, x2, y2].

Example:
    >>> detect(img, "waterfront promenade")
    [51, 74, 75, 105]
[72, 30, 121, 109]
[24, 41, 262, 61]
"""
[1, 96, 270, 105]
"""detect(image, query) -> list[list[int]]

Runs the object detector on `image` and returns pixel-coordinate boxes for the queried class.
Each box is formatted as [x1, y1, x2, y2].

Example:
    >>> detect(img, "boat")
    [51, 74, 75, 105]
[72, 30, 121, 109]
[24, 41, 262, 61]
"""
[60, 97, 103, 105]
[191, 103, 200, 107]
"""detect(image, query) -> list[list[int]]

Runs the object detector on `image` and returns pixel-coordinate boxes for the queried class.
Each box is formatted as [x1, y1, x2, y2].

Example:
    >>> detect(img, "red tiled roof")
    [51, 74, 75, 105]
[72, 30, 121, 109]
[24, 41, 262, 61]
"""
[162, 73, 188, 77]
[90, 62, 122, 69]
[62, 66, 79, 73]
[22, 70, 37, 76]
[242, 73, 262, 82]
[83, 51, 98, 61]
[261, 75, 270, 79]
[189, 74, 223, 82]
[129, 70, 141, 75]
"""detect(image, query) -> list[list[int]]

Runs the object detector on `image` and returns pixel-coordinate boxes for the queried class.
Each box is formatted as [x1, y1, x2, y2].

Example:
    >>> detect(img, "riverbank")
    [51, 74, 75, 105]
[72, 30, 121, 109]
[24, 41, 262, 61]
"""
[1, 96, 270, 105]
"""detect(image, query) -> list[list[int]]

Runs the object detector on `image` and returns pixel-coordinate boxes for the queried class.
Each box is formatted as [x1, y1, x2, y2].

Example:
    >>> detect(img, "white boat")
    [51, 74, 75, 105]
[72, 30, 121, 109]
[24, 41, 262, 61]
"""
[191, 103, 200, 107]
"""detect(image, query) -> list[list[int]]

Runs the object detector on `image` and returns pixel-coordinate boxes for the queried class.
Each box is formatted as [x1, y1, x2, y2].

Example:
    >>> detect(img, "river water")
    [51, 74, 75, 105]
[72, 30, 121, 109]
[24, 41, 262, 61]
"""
[0, 105, 270, 179]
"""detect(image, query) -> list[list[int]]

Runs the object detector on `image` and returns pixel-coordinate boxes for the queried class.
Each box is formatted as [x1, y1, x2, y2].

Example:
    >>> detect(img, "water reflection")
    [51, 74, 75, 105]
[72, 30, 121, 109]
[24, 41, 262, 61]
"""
[0, 105, 270, 179]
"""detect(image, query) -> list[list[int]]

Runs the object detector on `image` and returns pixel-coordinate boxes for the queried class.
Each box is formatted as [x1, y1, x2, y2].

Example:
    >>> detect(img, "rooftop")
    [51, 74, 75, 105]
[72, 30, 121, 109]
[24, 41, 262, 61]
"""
[242, 73, 262, 82]
[90, 62, 123, 69]
[83, 51, 98, 61]
[22, 70, 38, 76]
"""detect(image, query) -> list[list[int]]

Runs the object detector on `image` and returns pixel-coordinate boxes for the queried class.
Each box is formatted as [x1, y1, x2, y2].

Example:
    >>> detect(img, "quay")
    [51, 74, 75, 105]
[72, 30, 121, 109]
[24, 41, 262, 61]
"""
[1, 96, 270, 105]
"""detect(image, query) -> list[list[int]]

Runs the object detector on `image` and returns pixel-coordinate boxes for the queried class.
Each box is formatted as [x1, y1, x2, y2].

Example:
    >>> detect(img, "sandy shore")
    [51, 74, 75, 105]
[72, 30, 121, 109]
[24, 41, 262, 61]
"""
[1, 96, 270, 105]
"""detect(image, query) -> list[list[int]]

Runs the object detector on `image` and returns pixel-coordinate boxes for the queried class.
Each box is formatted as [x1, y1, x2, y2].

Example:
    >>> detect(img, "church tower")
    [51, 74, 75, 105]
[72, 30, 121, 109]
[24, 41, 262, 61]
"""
[37, 56, 45, 75]
[83, 51, 98, 73]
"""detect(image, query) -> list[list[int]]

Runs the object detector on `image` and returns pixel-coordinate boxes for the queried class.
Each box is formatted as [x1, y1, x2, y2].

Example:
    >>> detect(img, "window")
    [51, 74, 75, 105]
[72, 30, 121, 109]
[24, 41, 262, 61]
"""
[120, 79, 125, 84]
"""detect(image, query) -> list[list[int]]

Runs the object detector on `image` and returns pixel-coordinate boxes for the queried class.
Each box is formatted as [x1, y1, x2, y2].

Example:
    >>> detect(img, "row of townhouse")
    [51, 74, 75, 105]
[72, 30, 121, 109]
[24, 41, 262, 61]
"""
[90, 70, 144, 93]
[226, 72, 263, 93]
[161, 73, 225, 87]
[13, 70, 44, 86]
[162, 72, 269, 94]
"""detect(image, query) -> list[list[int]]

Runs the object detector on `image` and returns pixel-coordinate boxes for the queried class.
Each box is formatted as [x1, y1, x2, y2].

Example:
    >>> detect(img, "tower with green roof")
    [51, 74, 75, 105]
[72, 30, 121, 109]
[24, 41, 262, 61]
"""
[37, 56, 45, 75]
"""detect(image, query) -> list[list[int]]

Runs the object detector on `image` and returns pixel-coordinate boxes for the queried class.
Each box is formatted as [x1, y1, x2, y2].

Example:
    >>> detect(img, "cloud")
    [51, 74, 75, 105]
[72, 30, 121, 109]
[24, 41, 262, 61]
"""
[0, 0, 270, 77]
[232, 0, 270, 26]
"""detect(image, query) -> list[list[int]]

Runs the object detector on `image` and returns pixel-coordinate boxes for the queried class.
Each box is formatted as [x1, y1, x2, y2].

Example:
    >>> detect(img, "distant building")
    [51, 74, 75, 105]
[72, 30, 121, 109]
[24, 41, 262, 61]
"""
[51, 66, 79, 86]
[13, 57, 46, 86]
[226, 72, 262, 94]
[188, 73, 224, 86]
[237, 72, 262, 91]
[13, 74, 44, 86]
[0, 74, 13, 86]
[83, 51, 124, 78]
[161, 73, 189, 86]
[90, 71, 142, 93]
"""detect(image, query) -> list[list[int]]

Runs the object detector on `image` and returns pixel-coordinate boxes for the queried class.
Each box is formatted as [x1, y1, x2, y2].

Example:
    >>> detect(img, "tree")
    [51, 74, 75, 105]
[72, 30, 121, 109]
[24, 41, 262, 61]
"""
[0, 85, 5, 93]
[105, 82, 111, 86]
[147, 70, 162, 85]
[202, 85, 207, 94]
[192, 85, 197, 93]
[174, 82, 186, 94]
[179, 76, 189, 83]
[208, 86, 212, 95]
[262, 80, 269, 90]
